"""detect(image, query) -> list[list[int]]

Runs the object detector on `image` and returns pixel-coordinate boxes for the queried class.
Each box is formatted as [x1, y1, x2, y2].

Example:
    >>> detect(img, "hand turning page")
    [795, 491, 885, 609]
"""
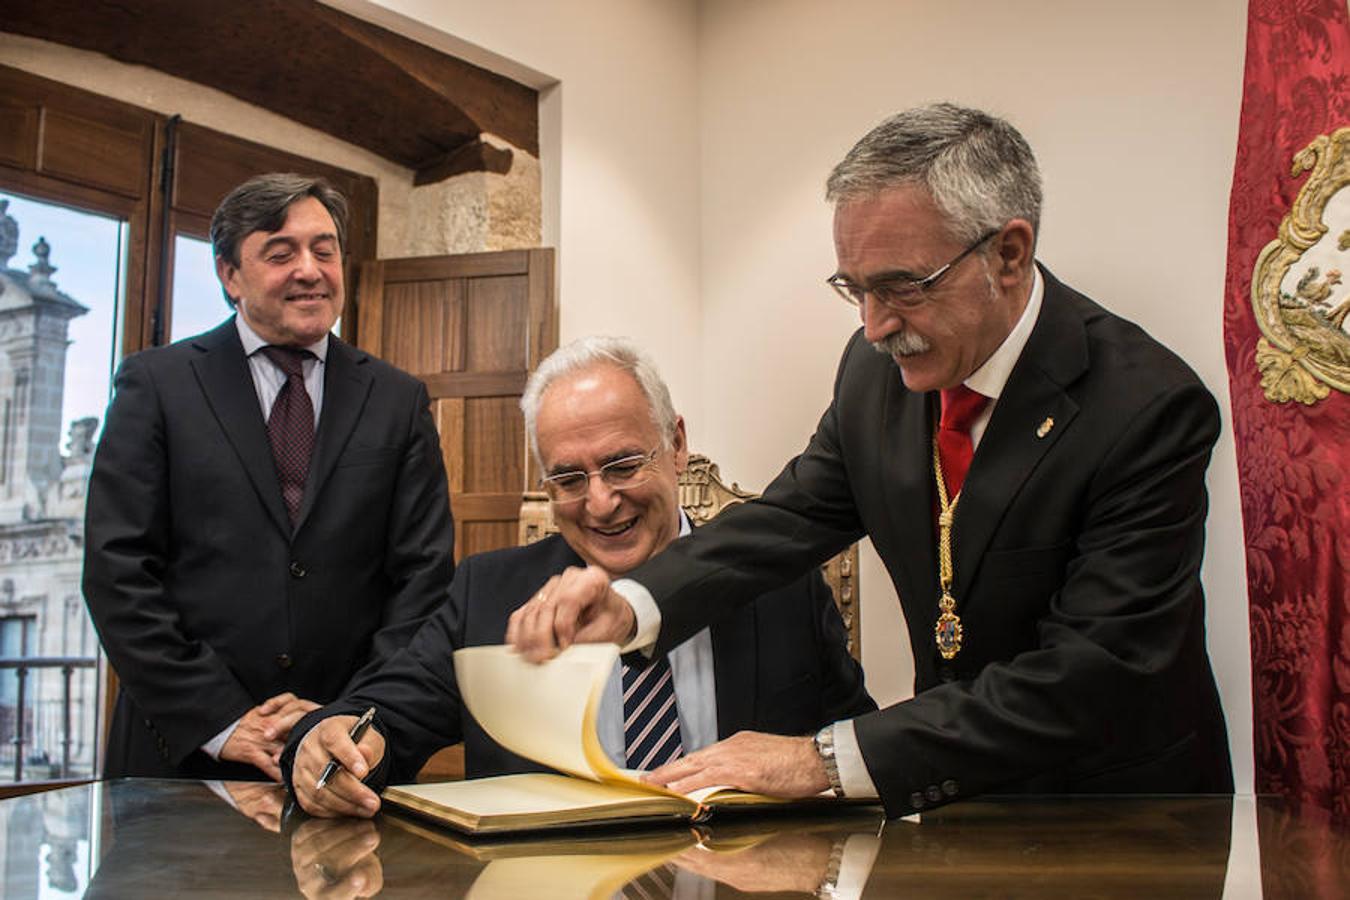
[382, 644, 862, 834]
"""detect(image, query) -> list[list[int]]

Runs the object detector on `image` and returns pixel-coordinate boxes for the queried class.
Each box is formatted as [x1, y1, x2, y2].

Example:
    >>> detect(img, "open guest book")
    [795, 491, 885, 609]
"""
[381, 644, 870, 835]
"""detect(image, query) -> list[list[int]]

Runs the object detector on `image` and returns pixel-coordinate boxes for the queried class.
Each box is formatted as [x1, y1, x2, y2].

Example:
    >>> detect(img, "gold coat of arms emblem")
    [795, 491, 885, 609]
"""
[1251, 126, 1350, 404]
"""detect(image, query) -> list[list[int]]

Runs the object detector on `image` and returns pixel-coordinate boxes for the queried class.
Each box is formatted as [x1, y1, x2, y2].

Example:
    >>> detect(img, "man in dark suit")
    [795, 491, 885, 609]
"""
[506, 103, 1233, 819]
[83, 173, 454, 782]
[283, 336, 873, 817]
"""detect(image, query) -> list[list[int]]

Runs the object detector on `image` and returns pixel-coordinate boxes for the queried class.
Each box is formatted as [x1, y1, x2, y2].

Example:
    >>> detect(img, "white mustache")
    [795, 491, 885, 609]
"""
[871, 330, 931, 357]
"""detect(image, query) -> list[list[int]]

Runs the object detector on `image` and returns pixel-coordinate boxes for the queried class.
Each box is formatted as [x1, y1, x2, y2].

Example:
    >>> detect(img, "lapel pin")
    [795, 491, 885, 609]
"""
[1036, 417, 1054, 439]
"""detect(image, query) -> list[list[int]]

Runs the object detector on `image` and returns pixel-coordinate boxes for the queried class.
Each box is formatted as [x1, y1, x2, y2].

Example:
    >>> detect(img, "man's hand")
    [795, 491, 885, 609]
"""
[643, 731, 830, 798]
[505, 565, 635, 662]
[290, 817, 383, 900]
[672, 833, 834, 893]
[220, 780, 286, 833]
[221, 692, 322, 781]
[293, 715, 386, 819]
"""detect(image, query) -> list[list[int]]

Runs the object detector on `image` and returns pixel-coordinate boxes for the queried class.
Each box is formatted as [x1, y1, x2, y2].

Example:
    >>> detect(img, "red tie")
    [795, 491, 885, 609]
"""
[261, 346, 315, 526]
[937, 385, 989, 499]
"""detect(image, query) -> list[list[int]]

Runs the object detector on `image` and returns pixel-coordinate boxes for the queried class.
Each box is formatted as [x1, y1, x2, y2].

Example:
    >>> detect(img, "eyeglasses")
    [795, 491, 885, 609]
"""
[540, 448, 661, 503]
[826, 229, 1000, 312]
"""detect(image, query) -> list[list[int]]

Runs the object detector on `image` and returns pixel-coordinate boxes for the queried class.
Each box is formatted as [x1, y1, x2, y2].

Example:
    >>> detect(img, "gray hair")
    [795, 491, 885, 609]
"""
[210, 173, 348, 304]
[825, 103, 1042, 244]
[521, 335, 678, 463]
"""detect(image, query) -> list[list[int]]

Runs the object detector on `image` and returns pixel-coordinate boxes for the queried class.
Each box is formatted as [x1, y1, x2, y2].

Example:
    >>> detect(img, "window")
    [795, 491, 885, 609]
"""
[169, 234, 228, 343]
[0, 192, 125, 783]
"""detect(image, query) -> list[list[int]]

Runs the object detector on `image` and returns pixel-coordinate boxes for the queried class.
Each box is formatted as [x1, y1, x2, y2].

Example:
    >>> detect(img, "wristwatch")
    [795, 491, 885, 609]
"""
[814, 837, 847, 899]
[813, 725, 845, 797]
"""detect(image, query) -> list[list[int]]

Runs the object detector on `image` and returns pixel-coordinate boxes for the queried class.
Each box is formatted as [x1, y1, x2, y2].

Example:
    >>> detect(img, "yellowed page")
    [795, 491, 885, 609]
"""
[453, 643, 623, 781]
[387, 773, 668, 819]
[453, 644, 755, 807]
[466, 849, 686, 900]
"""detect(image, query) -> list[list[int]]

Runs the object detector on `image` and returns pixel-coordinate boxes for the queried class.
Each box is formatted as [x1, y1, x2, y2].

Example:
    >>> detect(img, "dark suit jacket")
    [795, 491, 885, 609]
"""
[83, 317, 455, 779]
[630, 267, 1233, 817]
[284, 532, 874, 787]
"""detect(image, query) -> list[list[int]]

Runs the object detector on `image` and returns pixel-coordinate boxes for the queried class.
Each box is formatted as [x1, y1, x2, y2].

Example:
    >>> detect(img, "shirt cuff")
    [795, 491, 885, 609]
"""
[612, 578, 660, 654]
[203, 780, 238, 810]
[202, 719, 241, 761]
[831, 833, 883, 899]
[833, 720, 880, 800]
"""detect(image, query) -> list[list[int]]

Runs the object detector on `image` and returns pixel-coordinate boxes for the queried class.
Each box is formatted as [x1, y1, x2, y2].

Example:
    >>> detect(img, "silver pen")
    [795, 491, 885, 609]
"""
[315, 706, 376, 791]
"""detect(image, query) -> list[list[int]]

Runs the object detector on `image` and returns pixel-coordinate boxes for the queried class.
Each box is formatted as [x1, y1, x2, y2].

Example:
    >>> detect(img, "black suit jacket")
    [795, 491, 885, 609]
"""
[83, 317, 455, 779]
[284, 532, 874, 787]
[631, 268, 1233, 817]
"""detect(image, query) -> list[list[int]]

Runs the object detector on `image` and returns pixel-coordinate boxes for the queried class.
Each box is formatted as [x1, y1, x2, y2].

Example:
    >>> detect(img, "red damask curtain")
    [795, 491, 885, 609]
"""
[1223, 0, 1350, 827]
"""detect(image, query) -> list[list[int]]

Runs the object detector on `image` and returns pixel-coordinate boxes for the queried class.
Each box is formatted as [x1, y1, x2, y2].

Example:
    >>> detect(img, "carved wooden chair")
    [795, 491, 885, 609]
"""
[518, 452, 861, 660]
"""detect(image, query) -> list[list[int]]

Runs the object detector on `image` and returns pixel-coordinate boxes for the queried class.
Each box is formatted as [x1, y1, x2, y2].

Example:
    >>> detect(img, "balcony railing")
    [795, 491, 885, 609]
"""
[0, 655, 98, 783]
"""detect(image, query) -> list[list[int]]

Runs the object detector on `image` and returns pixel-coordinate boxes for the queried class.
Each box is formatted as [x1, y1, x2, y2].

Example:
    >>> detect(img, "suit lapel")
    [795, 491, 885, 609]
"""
[953, 267, 1087, 602]
[294, 337, 374, 533]
[878, 365, 939, 612]
[189, 318, 293, 536]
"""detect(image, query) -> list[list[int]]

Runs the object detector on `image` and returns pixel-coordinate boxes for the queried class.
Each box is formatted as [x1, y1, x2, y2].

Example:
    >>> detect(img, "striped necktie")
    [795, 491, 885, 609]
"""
[622, 862, 678, 900]
[622, 655, 683, 770]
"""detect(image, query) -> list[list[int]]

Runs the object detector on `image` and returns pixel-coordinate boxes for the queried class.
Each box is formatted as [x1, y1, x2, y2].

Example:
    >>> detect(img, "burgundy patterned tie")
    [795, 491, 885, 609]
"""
[937, 385, 989, 498]
[261, 346, 315, 526]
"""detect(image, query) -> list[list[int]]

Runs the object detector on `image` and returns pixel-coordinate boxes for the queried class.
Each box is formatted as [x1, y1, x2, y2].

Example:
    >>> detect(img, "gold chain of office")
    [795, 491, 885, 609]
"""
[932, 432, 963, 660]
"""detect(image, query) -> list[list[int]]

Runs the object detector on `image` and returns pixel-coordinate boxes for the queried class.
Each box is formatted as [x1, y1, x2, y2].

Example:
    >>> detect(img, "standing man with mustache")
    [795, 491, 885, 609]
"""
[84, 173, 454, 782]
[508, 104, 1234, 818]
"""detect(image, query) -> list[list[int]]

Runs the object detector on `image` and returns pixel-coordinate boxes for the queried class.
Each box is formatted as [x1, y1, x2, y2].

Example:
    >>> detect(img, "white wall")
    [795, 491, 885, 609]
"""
[334, 0, 1253, 790]
[351, 0, 706, 430]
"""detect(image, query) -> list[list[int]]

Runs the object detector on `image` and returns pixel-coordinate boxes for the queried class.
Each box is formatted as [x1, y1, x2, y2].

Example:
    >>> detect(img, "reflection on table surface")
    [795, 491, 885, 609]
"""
[0, 779, 1347, 898]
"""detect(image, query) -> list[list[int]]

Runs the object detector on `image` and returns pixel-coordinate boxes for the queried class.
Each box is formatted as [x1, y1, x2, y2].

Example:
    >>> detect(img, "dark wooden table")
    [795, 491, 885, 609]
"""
[0, 780, 1345, 897]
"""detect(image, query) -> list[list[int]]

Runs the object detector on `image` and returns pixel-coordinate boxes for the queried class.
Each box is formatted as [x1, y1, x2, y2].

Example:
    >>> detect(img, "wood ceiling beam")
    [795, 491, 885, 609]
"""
[413, 139, 514, 187]
[3, 0, 538, 183]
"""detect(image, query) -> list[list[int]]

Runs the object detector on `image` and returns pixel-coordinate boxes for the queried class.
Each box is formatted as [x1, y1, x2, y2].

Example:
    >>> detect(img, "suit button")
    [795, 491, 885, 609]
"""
[942, 779, 959, 797]
[289, 562, 306, 578]
[909, 791, 925, 809]
[275, 653, 293, 669]
[926, 785, 943, 803]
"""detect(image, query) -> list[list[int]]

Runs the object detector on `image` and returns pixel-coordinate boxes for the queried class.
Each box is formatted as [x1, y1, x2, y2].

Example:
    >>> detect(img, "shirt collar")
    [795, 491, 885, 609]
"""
[234, 313, 330, 363]
[964, 264, 1043, 401]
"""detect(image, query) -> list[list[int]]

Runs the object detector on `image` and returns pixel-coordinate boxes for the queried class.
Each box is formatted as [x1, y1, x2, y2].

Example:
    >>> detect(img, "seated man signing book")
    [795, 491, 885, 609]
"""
[283, 336, 874, 817]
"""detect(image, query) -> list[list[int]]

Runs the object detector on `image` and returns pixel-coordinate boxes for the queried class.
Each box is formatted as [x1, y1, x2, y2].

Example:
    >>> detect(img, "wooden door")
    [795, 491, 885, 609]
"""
[357, 249, 555, 781]
[356, 249, 557, 562]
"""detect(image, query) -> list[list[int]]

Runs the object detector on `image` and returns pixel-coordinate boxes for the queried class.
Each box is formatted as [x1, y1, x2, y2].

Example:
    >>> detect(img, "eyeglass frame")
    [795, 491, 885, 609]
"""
[826, 228, 1001, 312]
[539, 447, 662, 503]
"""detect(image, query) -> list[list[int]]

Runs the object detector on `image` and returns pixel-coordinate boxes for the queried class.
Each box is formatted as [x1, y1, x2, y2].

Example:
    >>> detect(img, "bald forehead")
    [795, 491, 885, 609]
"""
[539, 363, 648, 415]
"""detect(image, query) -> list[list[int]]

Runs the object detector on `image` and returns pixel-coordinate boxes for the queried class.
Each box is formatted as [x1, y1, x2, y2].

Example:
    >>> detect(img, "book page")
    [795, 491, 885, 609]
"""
[467, 849, 685, 900]
[388, 774, 672, 819]
[454, 644, 626, 782]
